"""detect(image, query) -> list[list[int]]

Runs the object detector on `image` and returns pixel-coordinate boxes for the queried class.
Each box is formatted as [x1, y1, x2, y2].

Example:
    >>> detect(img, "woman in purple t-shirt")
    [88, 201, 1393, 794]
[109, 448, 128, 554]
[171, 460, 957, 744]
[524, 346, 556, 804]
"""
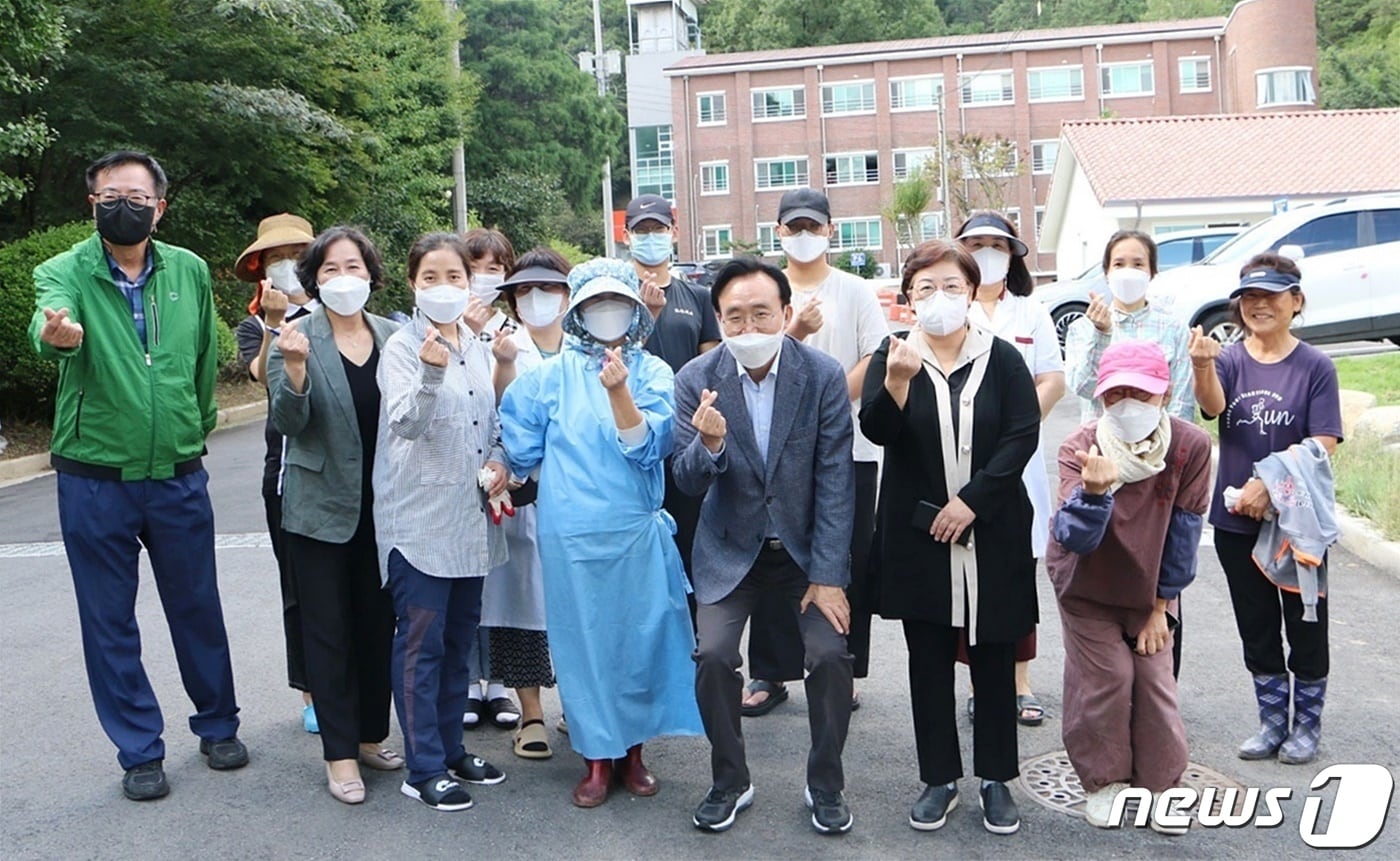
[1190, 252, 1343, 766]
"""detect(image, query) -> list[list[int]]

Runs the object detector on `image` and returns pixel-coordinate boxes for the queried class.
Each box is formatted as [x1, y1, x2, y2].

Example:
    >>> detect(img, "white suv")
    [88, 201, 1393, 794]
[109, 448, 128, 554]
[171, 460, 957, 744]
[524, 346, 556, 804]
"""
[1148, 193, 1400, 345]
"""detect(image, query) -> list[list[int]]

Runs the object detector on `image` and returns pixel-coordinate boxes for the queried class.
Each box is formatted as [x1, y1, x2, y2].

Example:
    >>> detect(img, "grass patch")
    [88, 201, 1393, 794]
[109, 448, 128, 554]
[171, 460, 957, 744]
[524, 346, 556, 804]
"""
[1334, 432, 1400, 541]
[1333, 352, 1400, 406]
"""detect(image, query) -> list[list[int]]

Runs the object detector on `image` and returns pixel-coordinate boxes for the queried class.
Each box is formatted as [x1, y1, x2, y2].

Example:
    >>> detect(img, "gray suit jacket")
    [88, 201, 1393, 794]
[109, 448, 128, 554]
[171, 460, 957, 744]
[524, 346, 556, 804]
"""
[673, 337, 854, 605]
[267, 307, 400, 544]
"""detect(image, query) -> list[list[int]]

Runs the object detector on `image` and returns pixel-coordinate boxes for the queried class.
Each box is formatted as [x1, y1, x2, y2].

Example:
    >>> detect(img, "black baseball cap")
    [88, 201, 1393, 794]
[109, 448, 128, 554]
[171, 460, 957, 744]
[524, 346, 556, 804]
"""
[625, 194, 674, 230]
[777, 187, 831, 226]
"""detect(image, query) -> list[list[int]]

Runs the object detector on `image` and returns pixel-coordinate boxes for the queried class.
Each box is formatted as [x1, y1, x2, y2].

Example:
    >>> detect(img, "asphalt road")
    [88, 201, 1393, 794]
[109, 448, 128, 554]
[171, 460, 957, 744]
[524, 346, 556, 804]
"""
[2, 399, 1397, 860]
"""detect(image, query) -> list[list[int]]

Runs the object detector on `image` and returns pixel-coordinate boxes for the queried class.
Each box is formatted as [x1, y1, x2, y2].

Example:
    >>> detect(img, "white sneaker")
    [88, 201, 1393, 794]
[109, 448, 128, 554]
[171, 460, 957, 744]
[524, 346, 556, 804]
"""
[1083, 782, 1129, 828]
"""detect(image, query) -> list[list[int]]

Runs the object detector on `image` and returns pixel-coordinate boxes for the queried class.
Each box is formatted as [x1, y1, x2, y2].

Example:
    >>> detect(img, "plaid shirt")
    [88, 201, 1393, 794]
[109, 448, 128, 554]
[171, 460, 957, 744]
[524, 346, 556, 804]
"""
[1064, 301, 1195, 422]
[105, 248, 155, 349]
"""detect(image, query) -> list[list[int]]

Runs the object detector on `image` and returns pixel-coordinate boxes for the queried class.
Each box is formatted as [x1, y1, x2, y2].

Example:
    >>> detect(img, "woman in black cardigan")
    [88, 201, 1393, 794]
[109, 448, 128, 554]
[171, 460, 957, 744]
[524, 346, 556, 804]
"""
[860, 239, 1040, 836]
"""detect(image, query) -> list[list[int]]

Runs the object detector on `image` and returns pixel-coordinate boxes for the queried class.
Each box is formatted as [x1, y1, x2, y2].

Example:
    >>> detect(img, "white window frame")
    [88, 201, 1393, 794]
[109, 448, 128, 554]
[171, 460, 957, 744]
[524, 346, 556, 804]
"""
[696, 91, 727, 126]
[1178, 57, 1211, 94]
[701, 225, 732, 260]
[918, 211, 945, 242]
[821, 80, 876, 116]
[1034, 206, 1046, 240]
[959, 69, 1014, 106]
[830, 216, 883, 252]
[892, 148, 936, 181]
[750, 86, 806, 121]
[889, 75, 944, 112]
[1005, 208, 1021, 234]
[757, 223, 782, 255]
[824, 151, 879, 187]
[1255, 67, 1316, 108]
[754, 156, 810, 191]
[699, 161, 729, 196]
[1026, 65, 1084, 103]
[1100, 60, 1155, 98]
[1030, 140, 1059, 175]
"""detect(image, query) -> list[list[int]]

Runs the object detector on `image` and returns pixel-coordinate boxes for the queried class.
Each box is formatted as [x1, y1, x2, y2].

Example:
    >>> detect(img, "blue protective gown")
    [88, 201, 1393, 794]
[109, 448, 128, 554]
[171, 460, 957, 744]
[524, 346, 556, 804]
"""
[499, 343, 703, 759]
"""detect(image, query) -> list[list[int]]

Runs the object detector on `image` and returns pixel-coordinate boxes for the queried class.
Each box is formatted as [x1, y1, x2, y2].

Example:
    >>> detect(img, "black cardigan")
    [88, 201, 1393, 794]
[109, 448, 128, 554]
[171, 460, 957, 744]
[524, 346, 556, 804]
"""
[859, 333, 1041, 642]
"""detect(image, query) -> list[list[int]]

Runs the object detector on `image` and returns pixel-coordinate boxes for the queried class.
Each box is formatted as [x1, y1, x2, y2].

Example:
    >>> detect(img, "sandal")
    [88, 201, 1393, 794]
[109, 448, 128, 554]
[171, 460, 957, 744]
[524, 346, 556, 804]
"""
[462, 697, 485, 729]
[740, 680, 788, 717]
[1016, 693, 1046, 727]
[513, 719, 552, 759]
[488, 696, 521, 730]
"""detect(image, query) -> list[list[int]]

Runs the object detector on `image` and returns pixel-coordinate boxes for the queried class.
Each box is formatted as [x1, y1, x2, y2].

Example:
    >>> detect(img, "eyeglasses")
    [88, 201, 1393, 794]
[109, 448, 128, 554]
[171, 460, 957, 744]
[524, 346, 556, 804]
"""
[908, 277, 969, 299]
[94, 190, 156, 209]
[721, 309, 778, 331]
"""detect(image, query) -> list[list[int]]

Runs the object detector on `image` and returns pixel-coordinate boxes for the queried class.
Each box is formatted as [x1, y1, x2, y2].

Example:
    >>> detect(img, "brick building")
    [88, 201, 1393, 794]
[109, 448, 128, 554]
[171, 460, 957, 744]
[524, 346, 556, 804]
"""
[656, 0, 1318, 279]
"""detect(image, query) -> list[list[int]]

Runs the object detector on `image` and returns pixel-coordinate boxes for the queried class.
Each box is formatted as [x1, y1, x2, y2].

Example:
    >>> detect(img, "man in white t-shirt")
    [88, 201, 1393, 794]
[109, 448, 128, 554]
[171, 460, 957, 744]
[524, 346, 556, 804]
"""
[741, 187, 888, 717]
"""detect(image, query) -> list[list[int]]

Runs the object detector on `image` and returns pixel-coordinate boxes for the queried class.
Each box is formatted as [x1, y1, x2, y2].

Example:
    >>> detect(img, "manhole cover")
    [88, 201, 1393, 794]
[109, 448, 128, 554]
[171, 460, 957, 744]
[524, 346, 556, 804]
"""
[1019, 750, 1246, 819]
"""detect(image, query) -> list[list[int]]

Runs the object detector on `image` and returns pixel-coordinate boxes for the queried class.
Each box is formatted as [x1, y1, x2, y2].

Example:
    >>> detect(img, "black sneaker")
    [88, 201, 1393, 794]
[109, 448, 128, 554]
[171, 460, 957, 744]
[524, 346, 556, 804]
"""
[447, 752, 505, 785]
[401, 774, 474, 811]
[692, 784, 755, 832]
[909, 782, 959, 831]
[980, 781, 1020, 834]
[122, 760, 169, 801]
[199, 736, 249, 770]
[804, 786, 853, 834]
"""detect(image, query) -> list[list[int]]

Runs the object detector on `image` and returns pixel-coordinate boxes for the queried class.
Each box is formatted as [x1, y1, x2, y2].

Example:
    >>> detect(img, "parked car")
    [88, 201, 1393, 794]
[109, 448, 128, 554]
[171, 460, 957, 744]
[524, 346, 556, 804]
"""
[670, 260, 724, 288]
[1034, 227, 1241, 348]
[1148, 193, 1400, 346]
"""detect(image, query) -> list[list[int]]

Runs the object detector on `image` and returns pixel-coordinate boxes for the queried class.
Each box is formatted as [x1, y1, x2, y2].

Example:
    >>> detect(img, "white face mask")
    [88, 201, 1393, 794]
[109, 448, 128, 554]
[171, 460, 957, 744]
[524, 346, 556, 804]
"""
[471, 273, 505, 304]
[780, 230, 829, 264]
[1104, 398, 1163, 443]
[971, 247, 1011, 286]
[914, 291, 969, 337]
[318, 274, 371, 316]
[518, 288, 565, 329]
[581, 298, 635, 342]
[1107, 268, 1152, 305]
[415, 284, 470, 325]
[724, 330, 784, 370]
[266, 258, 304, 295]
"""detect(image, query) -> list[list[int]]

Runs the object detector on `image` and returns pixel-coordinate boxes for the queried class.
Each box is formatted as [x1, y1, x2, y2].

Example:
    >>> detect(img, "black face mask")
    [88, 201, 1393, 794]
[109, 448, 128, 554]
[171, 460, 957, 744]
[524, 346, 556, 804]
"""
[95, 200, 156, 247]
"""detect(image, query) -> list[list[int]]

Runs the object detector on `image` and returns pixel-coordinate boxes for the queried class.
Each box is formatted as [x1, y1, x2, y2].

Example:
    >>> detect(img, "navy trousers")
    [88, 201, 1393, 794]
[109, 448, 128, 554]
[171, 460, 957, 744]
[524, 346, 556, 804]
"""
[57, 470, 240, 770]
[387, 549, 483, 784]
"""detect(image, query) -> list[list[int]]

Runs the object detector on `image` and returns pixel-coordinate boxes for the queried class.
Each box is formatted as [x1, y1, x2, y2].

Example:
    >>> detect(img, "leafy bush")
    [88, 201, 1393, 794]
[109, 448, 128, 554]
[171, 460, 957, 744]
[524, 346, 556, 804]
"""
[833, 250, 880, 279]
[0, 221, 92, 418]
[547, 239, 591, 267]
[215, 317, 242, 380]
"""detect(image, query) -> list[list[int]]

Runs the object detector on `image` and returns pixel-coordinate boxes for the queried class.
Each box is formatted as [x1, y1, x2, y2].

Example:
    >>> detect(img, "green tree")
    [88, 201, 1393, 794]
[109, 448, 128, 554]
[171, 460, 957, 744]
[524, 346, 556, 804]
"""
[0, 0, 68, 205]
[1317, 0, 1400, 109]
[936, 134, 1024, 226]
[882, 166, 937, 270]
[702, 0, 946, 52]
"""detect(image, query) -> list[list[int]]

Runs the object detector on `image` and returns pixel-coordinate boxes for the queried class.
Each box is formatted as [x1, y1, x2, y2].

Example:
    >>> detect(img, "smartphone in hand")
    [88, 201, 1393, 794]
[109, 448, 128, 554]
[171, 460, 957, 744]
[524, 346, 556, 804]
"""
[911, 500, 971, 547]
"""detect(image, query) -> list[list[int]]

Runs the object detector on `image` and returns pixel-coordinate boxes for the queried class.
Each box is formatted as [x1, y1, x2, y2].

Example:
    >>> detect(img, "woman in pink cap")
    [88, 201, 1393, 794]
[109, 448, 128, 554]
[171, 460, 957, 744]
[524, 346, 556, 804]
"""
[1045, 340, 1213, 834]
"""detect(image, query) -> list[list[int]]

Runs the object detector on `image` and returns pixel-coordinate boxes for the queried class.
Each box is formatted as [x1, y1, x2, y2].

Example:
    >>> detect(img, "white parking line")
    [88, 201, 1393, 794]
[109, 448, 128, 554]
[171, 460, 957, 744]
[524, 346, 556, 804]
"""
[0, 532, 273, 558]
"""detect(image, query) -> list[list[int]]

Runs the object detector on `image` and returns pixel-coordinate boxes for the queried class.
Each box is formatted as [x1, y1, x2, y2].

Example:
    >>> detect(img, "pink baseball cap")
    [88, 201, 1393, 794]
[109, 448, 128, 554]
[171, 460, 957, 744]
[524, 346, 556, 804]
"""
[1094, 340, 1171, 398]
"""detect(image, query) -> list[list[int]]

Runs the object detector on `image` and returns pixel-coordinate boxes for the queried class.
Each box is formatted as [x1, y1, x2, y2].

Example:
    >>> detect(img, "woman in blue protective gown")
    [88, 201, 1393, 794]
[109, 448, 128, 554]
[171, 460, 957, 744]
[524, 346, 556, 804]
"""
[499, 257, 702, 808]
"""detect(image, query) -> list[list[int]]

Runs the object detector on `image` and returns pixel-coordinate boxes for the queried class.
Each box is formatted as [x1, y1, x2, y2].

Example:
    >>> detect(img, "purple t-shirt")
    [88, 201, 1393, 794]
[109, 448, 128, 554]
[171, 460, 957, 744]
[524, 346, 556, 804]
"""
[1209, 340, 1343, 534]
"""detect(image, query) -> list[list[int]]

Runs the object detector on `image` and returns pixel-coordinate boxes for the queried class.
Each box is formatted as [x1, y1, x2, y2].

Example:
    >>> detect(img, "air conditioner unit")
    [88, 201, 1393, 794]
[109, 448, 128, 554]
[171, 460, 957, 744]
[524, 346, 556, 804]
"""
[875, 263, 893, 278]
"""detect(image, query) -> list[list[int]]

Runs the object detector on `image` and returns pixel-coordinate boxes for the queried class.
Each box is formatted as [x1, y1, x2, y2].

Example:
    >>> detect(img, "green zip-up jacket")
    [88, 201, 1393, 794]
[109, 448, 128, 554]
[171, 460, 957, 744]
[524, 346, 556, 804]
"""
[29, 232, 219, 480]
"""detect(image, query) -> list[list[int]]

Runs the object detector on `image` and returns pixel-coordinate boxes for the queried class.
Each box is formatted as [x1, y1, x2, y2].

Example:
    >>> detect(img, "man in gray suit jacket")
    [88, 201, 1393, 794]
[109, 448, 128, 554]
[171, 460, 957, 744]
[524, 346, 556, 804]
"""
[673, 258, 856, 835]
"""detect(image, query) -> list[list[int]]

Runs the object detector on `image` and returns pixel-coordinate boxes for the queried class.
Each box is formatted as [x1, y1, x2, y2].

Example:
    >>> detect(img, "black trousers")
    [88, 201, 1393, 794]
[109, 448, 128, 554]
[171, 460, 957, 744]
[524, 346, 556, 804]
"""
[903, 620, 1018, 785]
[695, 546, 853, 792]
[748, 461, 877, 681]
[263, 492, 308, 691]
[1215, 528, 1329, 680]
[283, 520, 396, 761]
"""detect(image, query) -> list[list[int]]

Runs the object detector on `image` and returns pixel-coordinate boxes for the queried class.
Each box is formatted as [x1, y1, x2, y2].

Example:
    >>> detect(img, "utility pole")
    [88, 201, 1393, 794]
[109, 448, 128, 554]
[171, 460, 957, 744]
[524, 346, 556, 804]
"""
[446, 0, 468, 233]
[591, 0, 616, 257]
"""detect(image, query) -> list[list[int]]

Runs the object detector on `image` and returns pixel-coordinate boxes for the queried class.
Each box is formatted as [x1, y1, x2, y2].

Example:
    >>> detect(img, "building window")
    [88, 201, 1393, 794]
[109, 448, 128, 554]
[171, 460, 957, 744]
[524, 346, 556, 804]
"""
[700, 161, 729, 195]
[696, 92, 727, 125]
[960, 70, 1014, 106]
[751, 86, 806, 120]
[1034, 206, 1046, 240]
[1256, 67, 1315, 107]
[825, 152, 879, 186]
[701, 225, 732, 260]
[1179, 57, 1211, 93]
[1005, 208, 1021, 234]
[757, 223, 782, 254]
[821, 81, 876, 115]
[1030, 140, 1059, 175]
[893, 148, 936, 181]
[961, 146, 1019, 178]
[919, 212, 945, 242]
[754, 157, 810, 191]
[1027, 66, 1083, 102]
[1100, 61, 1155, 98]
[890, 76, 943, 111]
[831, 217, 882, 251]
[632, 124, 674, 201]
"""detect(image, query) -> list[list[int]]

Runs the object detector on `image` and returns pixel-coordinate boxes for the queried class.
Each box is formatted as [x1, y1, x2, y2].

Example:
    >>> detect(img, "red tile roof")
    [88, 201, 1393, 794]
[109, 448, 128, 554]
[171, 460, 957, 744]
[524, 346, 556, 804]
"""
[1062, 110, 1400, 203]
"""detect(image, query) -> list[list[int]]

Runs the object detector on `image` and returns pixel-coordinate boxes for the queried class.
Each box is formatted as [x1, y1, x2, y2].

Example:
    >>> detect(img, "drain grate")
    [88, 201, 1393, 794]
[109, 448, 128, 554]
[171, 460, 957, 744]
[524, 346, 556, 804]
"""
[1019, 750, 1246, 819]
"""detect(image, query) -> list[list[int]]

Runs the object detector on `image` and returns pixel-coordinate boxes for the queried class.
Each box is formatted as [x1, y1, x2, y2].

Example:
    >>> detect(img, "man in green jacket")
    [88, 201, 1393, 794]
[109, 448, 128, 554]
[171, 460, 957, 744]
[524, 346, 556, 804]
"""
[30, 150, 247, 801]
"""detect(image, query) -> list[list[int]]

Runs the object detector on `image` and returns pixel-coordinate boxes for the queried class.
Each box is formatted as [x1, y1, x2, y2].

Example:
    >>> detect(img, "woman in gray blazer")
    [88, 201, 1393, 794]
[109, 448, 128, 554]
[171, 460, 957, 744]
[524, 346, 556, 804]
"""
[268, 226, 401, 805]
